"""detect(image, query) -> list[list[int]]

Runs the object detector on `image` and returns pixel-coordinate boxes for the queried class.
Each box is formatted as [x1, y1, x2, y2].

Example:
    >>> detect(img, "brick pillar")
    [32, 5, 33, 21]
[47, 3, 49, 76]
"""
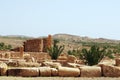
[40, 39, 43, 52]
[42, 35, 52, 52]
[43, 38, 47, 52]
[23, 42, 26, 52]
[47, 35, 52, 49]
[19, 46, 24, 58]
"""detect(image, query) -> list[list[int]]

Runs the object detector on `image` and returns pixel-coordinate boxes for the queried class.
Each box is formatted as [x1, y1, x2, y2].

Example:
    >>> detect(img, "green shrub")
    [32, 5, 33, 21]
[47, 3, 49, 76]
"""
[67, 49, 81, 57]
[0, 42, 12, 50]
[80, 45, 114, 66]
[47, 39, 64, 60]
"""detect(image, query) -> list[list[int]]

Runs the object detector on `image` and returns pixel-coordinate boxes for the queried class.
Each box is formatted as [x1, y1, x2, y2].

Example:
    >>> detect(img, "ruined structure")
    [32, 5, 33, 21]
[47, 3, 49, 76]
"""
[5, 35, 52, 63]
[24, 35, 52, 52]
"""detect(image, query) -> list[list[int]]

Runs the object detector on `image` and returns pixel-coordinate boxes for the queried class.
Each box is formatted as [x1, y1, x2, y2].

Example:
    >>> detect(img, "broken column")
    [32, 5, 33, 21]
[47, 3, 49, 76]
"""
[43, 35, 52, 52]
[47, 35, 52, 48]
[19, 47, 24, 58]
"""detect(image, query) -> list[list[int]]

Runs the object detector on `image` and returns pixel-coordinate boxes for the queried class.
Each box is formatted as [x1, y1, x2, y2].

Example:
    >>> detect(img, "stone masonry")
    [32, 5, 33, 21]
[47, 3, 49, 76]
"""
[24, 35, 52, 52]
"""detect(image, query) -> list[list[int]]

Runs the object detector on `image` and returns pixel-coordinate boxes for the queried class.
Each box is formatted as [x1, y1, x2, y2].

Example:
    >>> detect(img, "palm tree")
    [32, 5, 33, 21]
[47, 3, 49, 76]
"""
[47, 39, 64, 60]
[80, 45, 114, 66]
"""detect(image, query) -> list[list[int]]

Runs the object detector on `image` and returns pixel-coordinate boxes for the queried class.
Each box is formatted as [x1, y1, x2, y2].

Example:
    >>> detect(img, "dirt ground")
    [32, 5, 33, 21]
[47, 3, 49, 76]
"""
[0, 77, 120, 80]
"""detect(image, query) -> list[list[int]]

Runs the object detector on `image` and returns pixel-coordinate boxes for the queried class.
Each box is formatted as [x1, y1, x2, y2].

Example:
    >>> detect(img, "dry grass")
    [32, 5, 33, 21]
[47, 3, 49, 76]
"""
[0, 77, 120, 80]
[0, 37, 25, 48]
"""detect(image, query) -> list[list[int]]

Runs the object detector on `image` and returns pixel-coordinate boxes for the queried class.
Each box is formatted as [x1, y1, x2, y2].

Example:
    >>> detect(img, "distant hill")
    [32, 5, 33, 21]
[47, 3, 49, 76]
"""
[0, 35, 33, 39]
[52, 34, 120, 52]
[53, 34, 120, 44]
[0, 35, 33, 48]
[0, 34, 120, 50]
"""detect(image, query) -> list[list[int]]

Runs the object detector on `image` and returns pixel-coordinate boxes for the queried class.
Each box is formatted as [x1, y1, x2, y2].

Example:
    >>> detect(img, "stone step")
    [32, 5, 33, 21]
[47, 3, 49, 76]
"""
[7, 67, 39, 77]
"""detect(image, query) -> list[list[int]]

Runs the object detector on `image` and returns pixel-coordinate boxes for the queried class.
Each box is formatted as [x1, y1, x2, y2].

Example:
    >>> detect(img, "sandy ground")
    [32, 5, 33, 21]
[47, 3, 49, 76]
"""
[0, 77, 120, 80]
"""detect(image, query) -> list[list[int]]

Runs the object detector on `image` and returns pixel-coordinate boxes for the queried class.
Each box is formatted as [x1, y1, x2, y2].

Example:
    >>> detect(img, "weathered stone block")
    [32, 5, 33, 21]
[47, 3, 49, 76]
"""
[66, 63, 86, 68]
[102, 64, 120, 77]
[80, 66, 101, 77]
[8, 67, 39, 77]
[58, 67, 80, 77]
[51, 68, 58, 76]
[39, 67, 51, 76]
[0, 62, 7, 76]
[67, 55, 77, 63]
[42, 61, 61, 68]
[116, 58, 120, 66]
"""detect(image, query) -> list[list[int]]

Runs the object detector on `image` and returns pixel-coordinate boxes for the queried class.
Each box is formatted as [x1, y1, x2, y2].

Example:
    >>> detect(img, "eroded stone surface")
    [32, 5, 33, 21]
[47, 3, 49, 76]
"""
[39, 67, 51, 76]
[102, 64, 120, 77]
[0, 62, 8, 76]
[58, 67, 80, 77]
[8, 67, 39, 77]
[80, 66, 101, 77]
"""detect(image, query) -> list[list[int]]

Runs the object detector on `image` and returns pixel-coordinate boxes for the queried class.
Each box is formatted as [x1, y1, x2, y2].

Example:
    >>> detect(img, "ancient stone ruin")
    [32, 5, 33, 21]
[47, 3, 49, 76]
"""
[24, 35, 52, 52]
[0, 58, 120, 77]
[1, 35, 120, 77]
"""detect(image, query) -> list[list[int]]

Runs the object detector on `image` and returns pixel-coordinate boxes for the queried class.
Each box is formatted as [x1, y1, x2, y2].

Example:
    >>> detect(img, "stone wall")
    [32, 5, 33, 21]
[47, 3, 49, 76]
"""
[24, 52, 51, 62]
[0, 51, 19, 58]
[24, 39, 43, 52]
[23, 35, 52, 52]
[0, 51, 51, 63]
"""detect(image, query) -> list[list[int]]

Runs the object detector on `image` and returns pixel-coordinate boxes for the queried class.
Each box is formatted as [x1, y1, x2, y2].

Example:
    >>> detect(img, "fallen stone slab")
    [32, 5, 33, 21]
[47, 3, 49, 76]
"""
[56, 60, 67, 66]
[51, 68, 58, 76]
[102, 64, 120, 77]
[0, 62, 7, 76]
[57, 54, 68, 60]
[17, 62, 41, 67]
[0, 58, 10, 62]
[7, 61, 18, 67]
[116, 58, 120, 66]
[58, 67, 80, 77]
[98, 59, 115, 66]
[66, 63, 86, 68]
[7, 67, 39, 77]
[80, 66, 101, 77]
[7, 61, 41, 67]
[42, 61, 61, 68]
[67, 55, 77, 63]
[39, 67, 51, 76]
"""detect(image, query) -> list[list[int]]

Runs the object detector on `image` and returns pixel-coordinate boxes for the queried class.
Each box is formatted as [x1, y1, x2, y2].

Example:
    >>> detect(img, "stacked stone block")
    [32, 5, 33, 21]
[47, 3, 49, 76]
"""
[24, 35, 52, 52]
[24, 39, 43, 52]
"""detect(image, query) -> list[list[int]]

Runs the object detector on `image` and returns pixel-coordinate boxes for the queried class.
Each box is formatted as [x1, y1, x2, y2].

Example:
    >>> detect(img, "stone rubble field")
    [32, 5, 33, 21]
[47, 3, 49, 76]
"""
[1, 58, 120, 77]
[0, 77, 120, 80]
[0, 47, 120, 78]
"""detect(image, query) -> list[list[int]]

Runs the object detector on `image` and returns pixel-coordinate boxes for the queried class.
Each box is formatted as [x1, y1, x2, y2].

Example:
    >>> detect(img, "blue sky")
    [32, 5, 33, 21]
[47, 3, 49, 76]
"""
[0, 0, 120, 40]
